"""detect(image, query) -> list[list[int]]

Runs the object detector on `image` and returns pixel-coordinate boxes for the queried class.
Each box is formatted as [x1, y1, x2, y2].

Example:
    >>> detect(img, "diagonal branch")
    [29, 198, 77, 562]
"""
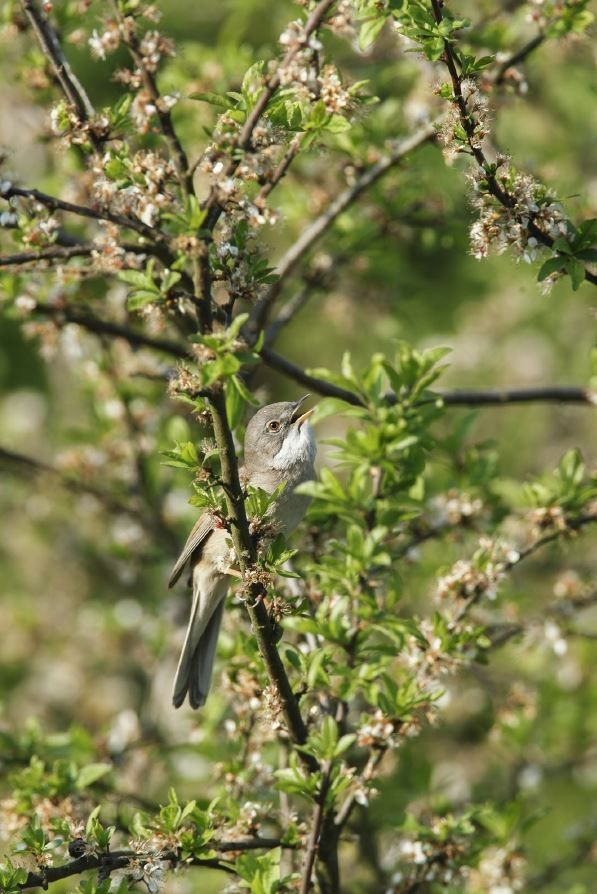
[247, 119, 439, 336]
[22, 0, 99, 147]
[492, 32, 546, 85]
[0, 444, 144, 520]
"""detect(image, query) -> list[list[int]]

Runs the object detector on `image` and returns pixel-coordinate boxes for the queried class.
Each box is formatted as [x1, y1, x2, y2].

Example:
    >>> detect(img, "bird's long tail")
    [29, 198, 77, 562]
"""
[172, 575, 228, 709]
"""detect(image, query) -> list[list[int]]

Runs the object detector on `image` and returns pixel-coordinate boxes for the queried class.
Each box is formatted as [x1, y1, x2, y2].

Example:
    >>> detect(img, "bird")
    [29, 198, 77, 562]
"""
[169, 395, 316, 709]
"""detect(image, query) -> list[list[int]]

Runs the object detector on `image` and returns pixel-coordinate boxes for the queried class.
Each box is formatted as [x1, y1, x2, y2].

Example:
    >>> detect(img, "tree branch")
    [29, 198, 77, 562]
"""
[203, 0, 337, 232]
[492, 32, 546, 85]
[0, 242, 147, 267]
[1, 184, 164, 243]
[110, 1, 192, 198]
[208, 390, 317, 771]
[18, 838, 294, 890]
[300, 763, 332, 894]
[261, 346, 597, 408]
[429, 0, 597, 286]
[247, 120, 438, 336]
[0, 445, 143, 521]
[22, 0, 98, 146]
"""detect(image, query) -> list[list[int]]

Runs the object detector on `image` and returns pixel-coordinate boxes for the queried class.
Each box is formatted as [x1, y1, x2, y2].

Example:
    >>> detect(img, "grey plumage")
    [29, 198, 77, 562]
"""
[169, 397, 316, 709]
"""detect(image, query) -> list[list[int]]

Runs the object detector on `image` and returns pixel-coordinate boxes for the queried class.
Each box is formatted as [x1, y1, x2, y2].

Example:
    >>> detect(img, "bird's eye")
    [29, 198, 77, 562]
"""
[266, 420, 281, 432]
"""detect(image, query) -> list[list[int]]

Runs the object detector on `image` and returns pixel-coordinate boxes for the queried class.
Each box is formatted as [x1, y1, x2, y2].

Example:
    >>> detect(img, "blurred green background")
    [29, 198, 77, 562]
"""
[0, 1, 595, 891]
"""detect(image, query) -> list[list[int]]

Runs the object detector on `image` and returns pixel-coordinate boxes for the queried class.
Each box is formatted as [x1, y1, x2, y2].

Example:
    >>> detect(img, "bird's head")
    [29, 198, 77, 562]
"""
[244, 395, 316, 473]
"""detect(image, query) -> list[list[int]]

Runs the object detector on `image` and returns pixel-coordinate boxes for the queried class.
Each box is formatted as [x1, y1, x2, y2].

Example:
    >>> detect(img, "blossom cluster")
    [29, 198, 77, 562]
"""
[436, 537, 520, 607]
[468, 158, 568, 279]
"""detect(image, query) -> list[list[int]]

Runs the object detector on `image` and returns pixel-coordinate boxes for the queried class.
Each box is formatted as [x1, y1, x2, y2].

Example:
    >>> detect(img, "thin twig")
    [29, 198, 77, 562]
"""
[247, 120, 439, 336]
[0, 242, 147, 267]
[453, 513, 597, 624]
[1, 184, 163, 243]
[110, 1, 192, 197]
[300, 763, 332, 894]
[22, 0, 99, 146]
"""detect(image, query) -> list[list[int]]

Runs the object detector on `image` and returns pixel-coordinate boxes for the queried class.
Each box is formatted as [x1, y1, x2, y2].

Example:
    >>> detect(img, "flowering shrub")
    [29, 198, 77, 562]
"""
[0, 2, 596, 893]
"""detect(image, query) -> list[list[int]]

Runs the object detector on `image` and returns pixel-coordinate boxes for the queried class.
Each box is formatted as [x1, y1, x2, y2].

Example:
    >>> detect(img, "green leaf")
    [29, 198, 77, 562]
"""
[188, 91, 230, 108]
[77, 762, 112, 789]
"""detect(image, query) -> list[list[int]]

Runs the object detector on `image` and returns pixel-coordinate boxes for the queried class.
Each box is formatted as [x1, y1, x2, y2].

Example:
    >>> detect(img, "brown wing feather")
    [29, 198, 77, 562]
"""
[168, 512, 214, 588]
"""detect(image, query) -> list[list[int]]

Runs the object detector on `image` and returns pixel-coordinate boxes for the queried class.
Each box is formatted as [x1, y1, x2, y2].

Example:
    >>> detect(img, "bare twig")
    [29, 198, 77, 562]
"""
[0, 242, 147, 267]
[22, 0, 98, 145]
[247, 120, 439, 336]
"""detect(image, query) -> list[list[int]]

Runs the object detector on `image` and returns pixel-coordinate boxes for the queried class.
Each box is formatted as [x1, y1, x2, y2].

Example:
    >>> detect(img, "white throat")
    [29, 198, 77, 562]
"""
[272, 423, 316, 471]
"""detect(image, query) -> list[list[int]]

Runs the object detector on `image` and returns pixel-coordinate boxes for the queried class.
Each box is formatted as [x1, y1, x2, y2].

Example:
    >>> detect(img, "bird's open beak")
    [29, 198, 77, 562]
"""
[291, 394, 315, 428]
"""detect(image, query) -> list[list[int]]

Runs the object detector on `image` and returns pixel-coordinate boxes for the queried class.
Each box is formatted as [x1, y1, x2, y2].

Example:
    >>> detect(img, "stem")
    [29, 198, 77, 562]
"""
[300, 763, 333, 894]
[22, 0, 98, 146]
[208, 390, 317, 770]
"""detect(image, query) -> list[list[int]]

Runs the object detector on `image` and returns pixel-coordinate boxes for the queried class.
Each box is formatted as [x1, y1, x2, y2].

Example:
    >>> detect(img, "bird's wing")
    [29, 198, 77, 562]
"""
[168, 512, 215, 588]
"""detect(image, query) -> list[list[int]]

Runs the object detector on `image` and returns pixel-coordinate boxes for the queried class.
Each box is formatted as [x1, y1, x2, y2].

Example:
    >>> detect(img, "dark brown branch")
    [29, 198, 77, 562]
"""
[258, 134, 303, 202]
[247, 120, 438, 336]
[300, 764, 332, 894]
[24, 305, 597, 412]
[429, 0, 597, 287]
[110, 1, 192, 198]
[18, 838, 293, 890]
[208, 390, 317, 771]
[261, 346, 597, 408]
[454, 513, 597, 624]
[22, 0, 99, 147]
[32, 302, 190, 359]
[1, 184, 164, 243]
[0, 242, 147, 267]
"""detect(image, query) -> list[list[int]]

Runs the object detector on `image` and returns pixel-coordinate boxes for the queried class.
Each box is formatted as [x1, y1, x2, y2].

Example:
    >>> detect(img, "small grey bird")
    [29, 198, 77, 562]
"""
[169, 396, 316, 709]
